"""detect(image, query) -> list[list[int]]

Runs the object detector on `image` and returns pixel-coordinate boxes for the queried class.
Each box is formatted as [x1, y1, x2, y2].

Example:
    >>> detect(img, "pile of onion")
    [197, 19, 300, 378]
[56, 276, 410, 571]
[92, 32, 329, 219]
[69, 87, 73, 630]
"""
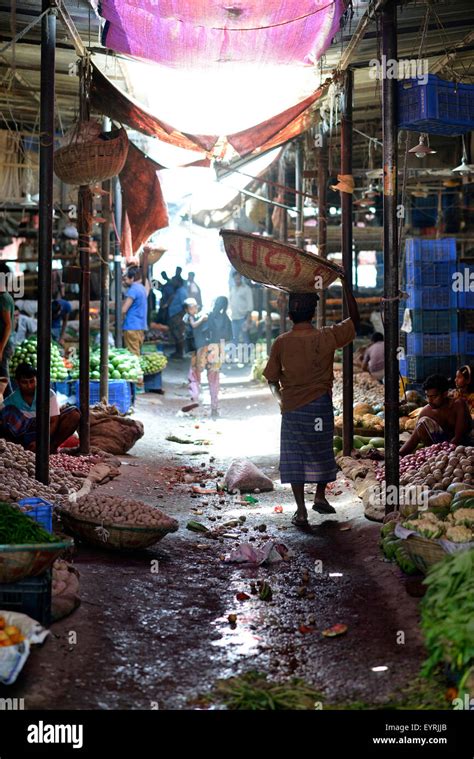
[376, 443, 474, 491]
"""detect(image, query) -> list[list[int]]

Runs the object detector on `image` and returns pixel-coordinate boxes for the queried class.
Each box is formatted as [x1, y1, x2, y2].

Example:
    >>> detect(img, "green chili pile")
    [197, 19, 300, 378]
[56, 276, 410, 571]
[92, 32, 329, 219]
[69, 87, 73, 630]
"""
[0, 502, 56, 544]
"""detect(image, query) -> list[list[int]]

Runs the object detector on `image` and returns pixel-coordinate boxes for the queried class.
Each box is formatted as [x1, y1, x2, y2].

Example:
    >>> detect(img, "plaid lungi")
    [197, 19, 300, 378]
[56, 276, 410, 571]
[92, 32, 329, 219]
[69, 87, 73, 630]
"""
[280, 393, 338, 484]
[0, 405, 77, 449]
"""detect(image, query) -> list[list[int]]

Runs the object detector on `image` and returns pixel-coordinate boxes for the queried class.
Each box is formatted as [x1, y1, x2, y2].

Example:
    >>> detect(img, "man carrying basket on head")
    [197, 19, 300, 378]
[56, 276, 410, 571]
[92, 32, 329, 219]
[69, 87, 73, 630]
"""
[263, 280, 359, 528]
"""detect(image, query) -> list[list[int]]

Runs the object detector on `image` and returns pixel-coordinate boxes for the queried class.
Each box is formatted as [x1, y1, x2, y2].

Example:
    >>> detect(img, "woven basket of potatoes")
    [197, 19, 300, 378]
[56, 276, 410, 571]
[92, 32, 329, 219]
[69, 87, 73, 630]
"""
[57, 495, 179, 550]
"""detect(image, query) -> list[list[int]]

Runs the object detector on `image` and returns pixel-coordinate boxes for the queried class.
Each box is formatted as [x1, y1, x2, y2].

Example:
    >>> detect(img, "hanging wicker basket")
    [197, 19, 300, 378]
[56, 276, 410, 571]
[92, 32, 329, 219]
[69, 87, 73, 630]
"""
[54, 122, 129, 185]
[220, 230, 344, 293]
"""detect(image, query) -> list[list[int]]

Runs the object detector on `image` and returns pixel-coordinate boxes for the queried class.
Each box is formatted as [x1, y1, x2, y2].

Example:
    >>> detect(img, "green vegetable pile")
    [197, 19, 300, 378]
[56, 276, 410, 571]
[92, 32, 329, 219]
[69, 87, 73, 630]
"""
[208, 671, 322, 710]
[421, 549, 474, 682]
[70, 347, 143, 382]
[10, 337, 68, 381]
[139, 352, 168, 375]
[0, 502, 56, 544]
[379, 521, 418, 574]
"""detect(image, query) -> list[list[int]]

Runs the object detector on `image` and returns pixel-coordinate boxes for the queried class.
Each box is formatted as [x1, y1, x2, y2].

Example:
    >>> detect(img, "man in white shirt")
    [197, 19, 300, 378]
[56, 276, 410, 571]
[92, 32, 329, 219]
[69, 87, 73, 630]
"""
[229, 272, 254, 345]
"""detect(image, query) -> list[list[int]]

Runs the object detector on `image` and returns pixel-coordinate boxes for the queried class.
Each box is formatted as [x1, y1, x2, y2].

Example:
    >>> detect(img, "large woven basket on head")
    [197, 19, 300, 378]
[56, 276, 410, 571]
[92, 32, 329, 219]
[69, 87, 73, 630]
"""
[404, 535, 448, 574]
[220, 230, 344, 293]
[58, 510, 178, 551]
[54, 122, 129, 185]
[140, 247, 167, 267]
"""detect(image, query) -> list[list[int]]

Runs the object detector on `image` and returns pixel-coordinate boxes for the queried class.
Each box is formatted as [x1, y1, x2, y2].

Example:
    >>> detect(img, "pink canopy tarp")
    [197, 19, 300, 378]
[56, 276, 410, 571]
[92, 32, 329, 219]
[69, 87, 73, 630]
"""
[99, 0, 345, 68]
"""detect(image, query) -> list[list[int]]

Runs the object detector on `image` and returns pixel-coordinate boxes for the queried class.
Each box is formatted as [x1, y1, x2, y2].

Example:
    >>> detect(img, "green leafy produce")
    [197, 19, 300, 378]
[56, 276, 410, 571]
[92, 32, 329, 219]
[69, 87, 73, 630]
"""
[381, 535, 401, 560]
[139, 352, 168, 375]
[0, 502, 56, 544]
[70, 347, 143, 382]
[209, 671, 322, 710]
[421, 549, 474, 679]
[393, 542, 418, 575]
[10, 336, 68, 381]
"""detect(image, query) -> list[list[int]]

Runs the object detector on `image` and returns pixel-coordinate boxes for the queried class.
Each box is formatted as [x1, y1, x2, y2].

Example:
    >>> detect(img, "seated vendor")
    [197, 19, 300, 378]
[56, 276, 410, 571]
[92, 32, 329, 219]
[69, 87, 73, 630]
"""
[400, 374, 472, 457]
[361, 332, 385, 382]
[451, 364, 474, 417]
[0, 363, 80, 453]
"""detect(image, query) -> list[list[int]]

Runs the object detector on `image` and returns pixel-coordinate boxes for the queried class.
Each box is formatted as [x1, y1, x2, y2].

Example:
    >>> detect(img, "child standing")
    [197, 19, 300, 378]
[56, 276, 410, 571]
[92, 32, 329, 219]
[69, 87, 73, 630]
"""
[206, 297, 233, 419]
[183, 298, 208, 408]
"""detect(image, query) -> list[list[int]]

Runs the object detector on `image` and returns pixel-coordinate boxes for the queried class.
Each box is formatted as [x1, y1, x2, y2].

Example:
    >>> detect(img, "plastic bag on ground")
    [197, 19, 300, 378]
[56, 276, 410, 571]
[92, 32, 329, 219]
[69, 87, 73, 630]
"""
[224, 540, 290, 565]
[224, 458, 274, 493]
[0, 611, 49, 685]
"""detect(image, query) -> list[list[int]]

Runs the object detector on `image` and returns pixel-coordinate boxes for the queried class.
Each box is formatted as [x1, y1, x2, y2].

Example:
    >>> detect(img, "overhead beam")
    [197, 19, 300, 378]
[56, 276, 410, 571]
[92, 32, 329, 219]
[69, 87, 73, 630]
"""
[431, 28, 474, 72]
[56, 0, 88, 57]
[0, 54, 41, 102]
[335, 0, 391, 74]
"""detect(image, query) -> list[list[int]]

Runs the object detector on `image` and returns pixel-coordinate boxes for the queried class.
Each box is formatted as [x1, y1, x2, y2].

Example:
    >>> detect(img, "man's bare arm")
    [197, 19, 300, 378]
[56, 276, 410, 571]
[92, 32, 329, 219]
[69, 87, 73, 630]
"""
[268, 381, 282, 406]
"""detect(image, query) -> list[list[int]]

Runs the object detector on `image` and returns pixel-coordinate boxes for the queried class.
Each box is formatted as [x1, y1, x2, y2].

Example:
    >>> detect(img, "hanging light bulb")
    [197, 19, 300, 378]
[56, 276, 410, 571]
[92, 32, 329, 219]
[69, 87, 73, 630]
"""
[409, 133, 437, 159]
[452, 137, 474, 174]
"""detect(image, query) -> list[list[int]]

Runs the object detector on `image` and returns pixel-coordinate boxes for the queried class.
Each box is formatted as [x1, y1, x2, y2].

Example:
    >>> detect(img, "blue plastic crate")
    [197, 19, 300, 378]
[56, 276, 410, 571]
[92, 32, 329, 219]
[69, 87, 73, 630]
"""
[458, 291, 474, 309]
[399, 306, 458, 334]
[459, 332, 474, 355]
[406, 332, 460, 356]
[404, 355, 458, 381]
[75, 380, 132, 414]
[398, 76, 474, 135]
[405, 237, 457, 262]
[405, 286, 456, 310]
[51, 380, 73, 397]
[17, 497, 53, 533]
[405, 259, 457, 288]
[144, 372, 162, 391]
[0, 571, 51, 626]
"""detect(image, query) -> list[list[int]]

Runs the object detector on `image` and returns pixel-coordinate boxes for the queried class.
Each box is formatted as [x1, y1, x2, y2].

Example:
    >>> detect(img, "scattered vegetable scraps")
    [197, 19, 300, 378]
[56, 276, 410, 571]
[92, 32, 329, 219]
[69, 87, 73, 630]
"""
[322, 623, 348, 638]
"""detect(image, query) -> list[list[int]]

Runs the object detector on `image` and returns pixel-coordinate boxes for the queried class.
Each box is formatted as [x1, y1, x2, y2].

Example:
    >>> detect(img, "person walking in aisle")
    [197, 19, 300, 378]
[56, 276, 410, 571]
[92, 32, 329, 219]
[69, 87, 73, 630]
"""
[229, 271, 253, 348]
[168, 276, 188, 359]
[205, 296, 233, 419]
[122, 266, 148, 356]
[263, 283, 359, 528]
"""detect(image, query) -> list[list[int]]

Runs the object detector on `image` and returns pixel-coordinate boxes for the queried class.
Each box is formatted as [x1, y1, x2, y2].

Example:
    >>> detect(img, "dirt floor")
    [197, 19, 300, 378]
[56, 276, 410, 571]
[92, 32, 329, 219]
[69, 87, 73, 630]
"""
[0, 362, 430, 710]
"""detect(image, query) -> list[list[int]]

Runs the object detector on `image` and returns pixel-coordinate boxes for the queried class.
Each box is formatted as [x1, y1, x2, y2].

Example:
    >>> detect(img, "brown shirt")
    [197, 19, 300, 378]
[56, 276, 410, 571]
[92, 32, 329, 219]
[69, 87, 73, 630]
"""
[263, 319, 356, 413]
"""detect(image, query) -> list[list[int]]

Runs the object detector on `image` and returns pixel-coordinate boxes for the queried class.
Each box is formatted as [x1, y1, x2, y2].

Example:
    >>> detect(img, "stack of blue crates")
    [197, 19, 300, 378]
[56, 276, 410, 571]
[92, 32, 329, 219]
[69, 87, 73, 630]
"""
[400, 238, 458, 381]
[456, 262, 474, 365]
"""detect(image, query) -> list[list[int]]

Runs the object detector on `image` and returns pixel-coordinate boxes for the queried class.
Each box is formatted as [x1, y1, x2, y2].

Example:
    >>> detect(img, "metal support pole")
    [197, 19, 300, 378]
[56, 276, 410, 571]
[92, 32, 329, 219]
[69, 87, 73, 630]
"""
[113, 176, 123, 348]
[100, 178, 110, 402]
[317, 124, 328, 328]
[265, 178, 274, 355]
[382, 0, 399, 508]
[78, 185, 91, 453]
[341, 69, 354, 457]
[36, 0, 55, 484]
[295, 139, 304, 249]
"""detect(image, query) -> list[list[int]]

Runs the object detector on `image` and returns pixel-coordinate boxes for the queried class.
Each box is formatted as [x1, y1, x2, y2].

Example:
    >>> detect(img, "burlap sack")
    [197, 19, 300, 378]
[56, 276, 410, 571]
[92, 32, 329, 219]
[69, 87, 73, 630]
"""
[89, 411, 144, 455]
[224, 458, 274, 493]
[51, 560, 80, 622]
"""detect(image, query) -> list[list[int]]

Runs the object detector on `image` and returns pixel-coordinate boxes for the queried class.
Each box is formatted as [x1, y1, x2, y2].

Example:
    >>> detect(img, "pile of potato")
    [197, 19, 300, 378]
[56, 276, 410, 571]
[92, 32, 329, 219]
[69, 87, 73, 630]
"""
[0, 440, 83, 503]
[67, 494, 179, 531]
[333, 373, 385, 412]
